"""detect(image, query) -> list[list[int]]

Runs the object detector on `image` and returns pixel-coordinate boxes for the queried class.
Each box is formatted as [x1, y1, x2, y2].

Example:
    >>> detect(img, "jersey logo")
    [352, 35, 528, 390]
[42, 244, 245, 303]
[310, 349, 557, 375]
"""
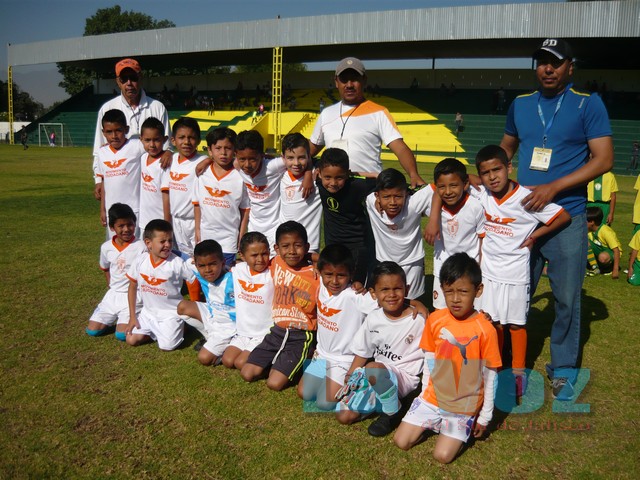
[439, 328, 478, 365]
[141, 173, 154, 182]
[103, 158, 126, 169]
[170, 172, 189, 181]
[140, 273, 168, 286]
[245, 183, 267, 193]
[284, 186, 296, 200]
[446, 218, 459, 237]
[238, 279, 263, 292]
[485, 213, 516, 225]
[318, 302, 341, 317]
[327, 197, 339, 212]
[205, 186, 231, 198]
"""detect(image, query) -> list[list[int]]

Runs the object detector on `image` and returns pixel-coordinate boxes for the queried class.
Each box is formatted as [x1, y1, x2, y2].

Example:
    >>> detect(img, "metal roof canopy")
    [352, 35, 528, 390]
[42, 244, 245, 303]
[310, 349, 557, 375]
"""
[7, 1, 640, 72]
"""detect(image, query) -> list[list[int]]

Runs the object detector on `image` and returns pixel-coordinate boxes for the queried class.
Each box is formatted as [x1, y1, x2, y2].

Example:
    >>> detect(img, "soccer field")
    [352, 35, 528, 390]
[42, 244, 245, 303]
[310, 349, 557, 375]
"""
[0, 144, 638, 479]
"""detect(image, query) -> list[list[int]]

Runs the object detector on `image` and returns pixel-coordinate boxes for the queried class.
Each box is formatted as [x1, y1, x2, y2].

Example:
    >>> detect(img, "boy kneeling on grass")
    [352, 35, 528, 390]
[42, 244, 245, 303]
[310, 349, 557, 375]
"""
[393, 253, 501, 464]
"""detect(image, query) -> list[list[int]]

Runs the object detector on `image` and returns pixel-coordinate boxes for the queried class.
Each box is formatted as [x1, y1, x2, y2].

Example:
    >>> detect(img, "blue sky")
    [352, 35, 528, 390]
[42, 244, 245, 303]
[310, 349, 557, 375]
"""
[1, 0, 556, 106]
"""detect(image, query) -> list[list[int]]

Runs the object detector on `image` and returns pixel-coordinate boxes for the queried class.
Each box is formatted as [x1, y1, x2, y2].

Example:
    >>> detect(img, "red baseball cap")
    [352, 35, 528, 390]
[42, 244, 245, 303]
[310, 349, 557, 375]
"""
[115, 58, 142, 77]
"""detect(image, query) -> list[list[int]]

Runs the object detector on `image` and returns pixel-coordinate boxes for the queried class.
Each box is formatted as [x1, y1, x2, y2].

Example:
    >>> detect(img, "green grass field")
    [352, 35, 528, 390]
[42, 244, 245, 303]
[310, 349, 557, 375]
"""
[1, 145, 638, 479]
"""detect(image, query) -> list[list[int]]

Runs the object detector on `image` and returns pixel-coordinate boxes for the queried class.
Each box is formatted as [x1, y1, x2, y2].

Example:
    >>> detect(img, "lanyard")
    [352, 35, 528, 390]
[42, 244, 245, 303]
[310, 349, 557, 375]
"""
[339, 101, 361, 139]
[537, 85, 568, 148]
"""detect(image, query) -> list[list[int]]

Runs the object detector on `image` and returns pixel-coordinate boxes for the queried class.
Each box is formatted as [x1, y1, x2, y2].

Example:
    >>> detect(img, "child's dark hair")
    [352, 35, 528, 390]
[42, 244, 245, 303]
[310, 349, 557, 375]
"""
[143, 219, 173, 240]
[439, 252, 482, 288]
[275, 221, 308, 245]
[102, 109, 127, 127]
[434, 158, 468, 183]
[108, 203, 136, 228]
[236, 130, 264, 153]
[586, 206, 604, 225]
[239, 231, 270, 253]
[372, 261, 406, 288]
[281, 132, 310, 156]
[206, 127, 237, 148]
[375, 168, 408, 192]
[194, 239, 224, 260]
[317, 148, 349, 171]
[475, 145, 509, 169]
[317, 244, 355, 275]
[172, 116, 201, 138]
[140, 117, 165, 136]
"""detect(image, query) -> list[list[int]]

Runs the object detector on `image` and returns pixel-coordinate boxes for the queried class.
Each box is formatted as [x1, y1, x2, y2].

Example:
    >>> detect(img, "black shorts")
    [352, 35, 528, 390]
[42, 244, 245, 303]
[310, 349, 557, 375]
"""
[247, 325, 316, 380]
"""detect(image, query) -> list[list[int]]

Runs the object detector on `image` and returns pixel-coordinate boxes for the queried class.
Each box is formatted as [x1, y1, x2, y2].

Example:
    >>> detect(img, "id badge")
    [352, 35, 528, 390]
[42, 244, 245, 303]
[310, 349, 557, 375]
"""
[331, 138, 349, 153]
[530, 147, 552, 171]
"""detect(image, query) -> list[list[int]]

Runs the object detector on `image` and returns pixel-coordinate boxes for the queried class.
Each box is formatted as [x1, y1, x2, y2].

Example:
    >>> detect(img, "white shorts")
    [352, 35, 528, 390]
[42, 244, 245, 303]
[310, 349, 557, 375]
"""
[172, 216, 195, 256]
[402, 397, 475, 443]
[196, 302, 236, 357]
[304, 353, 352, 385]
[228, 334, 266, 353]
[479, 277, 530, 326]
[132, 308, 184, 350]
[387, 364, 420, 398]
[90, 289, 140, 326]
[433, 275, 480, 311]
[402, 259, 426, 300]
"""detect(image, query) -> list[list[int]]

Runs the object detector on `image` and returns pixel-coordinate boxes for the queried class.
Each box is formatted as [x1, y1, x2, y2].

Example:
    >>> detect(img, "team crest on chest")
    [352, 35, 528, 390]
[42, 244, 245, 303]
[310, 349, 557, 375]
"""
[446, 218, 459, 237]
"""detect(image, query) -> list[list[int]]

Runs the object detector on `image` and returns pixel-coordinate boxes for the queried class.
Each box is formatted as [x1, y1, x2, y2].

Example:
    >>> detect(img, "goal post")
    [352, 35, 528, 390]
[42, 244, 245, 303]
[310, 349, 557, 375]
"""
[38, 123, 71, 147]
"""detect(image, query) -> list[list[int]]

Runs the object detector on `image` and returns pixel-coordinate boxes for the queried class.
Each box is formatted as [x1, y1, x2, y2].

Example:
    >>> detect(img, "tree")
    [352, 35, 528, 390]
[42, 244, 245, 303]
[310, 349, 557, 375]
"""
[234, 63, 308, 74]
[0, 80, 44, 121]
[57, 5, 175, 95]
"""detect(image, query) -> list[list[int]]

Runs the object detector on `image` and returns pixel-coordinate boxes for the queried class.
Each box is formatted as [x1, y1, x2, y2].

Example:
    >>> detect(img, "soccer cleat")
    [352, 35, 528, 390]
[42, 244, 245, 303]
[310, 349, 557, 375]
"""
[551, 377, 575, 401]
[367, 410, 404, 437]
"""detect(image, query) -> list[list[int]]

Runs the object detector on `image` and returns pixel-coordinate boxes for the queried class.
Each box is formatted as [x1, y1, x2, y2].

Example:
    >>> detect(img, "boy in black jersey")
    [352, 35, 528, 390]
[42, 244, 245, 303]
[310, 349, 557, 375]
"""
[316, 148, 377, 287]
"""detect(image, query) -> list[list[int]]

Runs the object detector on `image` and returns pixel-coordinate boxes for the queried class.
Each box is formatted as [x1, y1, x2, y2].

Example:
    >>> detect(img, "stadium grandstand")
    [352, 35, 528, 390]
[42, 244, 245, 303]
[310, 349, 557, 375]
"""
[6, 0, 640, 172]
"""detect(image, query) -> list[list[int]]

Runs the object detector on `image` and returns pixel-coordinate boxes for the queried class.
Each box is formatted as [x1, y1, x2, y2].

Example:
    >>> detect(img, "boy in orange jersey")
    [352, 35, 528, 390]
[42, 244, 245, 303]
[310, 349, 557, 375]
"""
[394, 253, 501, 464]
[240, 221, 319, 391]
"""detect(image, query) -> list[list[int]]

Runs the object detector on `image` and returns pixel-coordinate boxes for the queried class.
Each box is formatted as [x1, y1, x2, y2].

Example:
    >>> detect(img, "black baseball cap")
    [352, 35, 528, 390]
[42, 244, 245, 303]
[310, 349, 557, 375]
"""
[533, 38, 573, 61]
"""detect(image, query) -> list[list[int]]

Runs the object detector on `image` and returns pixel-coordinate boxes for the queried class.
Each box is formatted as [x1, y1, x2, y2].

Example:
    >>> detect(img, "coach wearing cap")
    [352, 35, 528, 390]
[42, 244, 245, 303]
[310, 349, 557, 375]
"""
[92, 58, 171, 199]
[500, 39, 613, 400]
[309, 57, 424, 187]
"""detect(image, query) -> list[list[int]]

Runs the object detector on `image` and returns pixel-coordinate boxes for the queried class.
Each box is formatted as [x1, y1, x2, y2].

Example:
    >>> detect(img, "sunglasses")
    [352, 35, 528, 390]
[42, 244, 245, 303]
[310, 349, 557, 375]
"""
[119, 74, 139, 83]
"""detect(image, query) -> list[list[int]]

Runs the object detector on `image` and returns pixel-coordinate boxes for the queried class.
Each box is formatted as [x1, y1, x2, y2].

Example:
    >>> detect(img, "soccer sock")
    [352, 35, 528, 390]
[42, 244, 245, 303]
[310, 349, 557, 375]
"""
[510, 327, 527, 372]
[85, 327, 109, 337]
[374, 369, 399, 415]
[187, 279, 203, 302]
[114, 331, 126, 342]
[586, 247, 598, 270]
[181, 315, 208, 339]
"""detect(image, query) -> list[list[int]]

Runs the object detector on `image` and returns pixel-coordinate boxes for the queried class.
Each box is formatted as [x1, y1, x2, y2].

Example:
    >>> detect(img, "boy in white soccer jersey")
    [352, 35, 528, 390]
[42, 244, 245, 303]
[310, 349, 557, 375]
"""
[298, 244, 379, 411]
[431, 158, 485, 309]
[138, 117, 170, 231]
[394, 253, 501, 464]
[161, 117, 207, 257]
[86, 203, 147, 341]
[193, 127, 250, 266]
[337, 261, 425, 438]
[125, 219, 196, 351]
[366, 168, 433, 299]
[177, 240, 236, 366]
[95, 109, 145, 238]
[222, 232, 275, 370]
[235, 130, 313, 252]
[472, 145, 570, 400]
[278, 133, 322, 252]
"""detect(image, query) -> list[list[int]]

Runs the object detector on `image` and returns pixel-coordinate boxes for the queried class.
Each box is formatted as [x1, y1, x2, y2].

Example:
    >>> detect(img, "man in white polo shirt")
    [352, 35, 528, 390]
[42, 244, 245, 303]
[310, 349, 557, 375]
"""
[310, 57, 425, 188]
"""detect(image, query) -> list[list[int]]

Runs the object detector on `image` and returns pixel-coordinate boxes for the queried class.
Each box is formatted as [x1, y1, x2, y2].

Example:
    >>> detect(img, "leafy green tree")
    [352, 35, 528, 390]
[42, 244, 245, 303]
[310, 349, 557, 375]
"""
[235, 63, 308, 74]
[57, 5, 175, 95]
[0, 80, 44, 121]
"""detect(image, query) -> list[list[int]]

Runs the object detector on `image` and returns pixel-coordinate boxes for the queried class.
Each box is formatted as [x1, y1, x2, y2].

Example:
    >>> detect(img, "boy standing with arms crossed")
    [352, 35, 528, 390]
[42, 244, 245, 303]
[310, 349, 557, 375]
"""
[193, 127, 250, 265]
[161, 117, 207, 257]
[394, 253, 501, 464]
[241, 221, 319, 391]
[472, 145, 569, 400]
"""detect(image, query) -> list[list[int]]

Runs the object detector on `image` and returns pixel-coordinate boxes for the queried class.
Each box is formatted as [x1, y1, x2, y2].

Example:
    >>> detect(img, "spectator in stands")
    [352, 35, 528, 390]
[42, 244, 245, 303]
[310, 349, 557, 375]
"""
[309, 57, 425, 187]
[455, 112, 464, 137]
[92, 58, 171, 201]
[499, 38, 613, 401]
